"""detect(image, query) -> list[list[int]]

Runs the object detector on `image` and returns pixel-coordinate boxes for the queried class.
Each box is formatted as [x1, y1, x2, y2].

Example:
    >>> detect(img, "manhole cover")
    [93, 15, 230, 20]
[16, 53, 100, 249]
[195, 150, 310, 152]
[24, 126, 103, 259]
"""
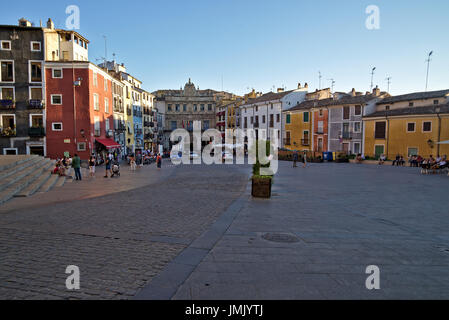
[261, 233, 299, 243]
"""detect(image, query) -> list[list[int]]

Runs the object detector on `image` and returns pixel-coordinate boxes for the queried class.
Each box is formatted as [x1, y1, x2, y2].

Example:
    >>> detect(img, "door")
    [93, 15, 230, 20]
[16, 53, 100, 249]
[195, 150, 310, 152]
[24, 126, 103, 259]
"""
[342, 143, 350, 153]
[29, 146, 44, 156]
[375, 145, 384, 159]
[317, 138, 323, 152]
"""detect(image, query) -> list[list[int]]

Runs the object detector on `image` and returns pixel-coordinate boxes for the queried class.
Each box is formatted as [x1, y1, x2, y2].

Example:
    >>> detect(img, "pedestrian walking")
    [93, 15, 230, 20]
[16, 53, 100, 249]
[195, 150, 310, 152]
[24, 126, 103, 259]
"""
[104, 157, 112, 178]
[130, 154, 136, 171]
[302, 152, 307, 168]
[88, 156, 96, 178]
[72, 154, 82, 181]
[156, 153, 162, 169]
[292, 151, 298, 168]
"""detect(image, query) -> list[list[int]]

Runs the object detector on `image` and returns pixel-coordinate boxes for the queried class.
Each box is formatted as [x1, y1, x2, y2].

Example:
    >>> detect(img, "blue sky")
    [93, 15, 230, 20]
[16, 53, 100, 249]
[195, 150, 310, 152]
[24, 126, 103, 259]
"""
[1, 0, 448, 95]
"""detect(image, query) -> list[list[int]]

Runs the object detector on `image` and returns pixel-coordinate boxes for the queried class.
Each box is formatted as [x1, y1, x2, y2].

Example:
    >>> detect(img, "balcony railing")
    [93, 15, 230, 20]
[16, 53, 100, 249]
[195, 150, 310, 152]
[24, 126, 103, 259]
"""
[28, 100, 45, 109]
[342, 132, 352, 139]
[28, 127, 45, 137]
[0, 100, 15, 110]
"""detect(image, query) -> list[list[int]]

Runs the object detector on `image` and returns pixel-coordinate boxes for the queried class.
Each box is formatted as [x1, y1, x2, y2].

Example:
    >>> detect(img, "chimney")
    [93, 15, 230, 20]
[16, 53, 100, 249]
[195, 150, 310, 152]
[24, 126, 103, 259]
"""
[277, 88, 284, 93]
[351, 88, 356, 96]
[19, 18, 32, 27]
[373, 85, 380, 96]
[47, 18, 54, 29]
[304, 83, 308, 89]
[297, 83, 301, 89]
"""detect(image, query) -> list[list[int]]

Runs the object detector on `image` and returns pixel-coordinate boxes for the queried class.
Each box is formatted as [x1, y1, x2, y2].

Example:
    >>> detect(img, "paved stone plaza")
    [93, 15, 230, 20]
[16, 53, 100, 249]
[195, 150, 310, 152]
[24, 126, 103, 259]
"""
[1, 160, 449, 299]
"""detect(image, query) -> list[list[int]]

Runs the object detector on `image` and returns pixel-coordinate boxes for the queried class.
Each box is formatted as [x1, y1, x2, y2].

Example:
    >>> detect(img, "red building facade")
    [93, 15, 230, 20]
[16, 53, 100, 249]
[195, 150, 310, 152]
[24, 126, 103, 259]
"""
[45, 61, 115, 160]
[312, 107, 328, 152]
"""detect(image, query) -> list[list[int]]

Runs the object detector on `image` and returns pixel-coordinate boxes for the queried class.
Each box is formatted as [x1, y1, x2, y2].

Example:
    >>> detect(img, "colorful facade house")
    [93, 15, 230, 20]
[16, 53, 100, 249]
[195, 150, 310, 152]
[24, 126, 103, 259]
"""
[327, 87, 388, 155]
[45, 61, 118, 160]
[363, 89, 449, 159]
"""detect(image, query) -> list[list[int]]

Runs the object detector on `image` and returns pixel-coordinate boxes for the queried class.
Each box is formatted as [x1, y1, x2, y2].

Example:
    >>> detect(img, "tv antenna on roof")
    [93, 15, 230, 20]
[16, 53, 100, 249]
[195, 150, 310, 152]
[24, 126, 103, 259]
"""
[328, 78, 335, 93]
[425, 51, 433, 92]
[370, 67, 376, 91]
[318, 71, 322, 90]
[385, 76, 392, 92]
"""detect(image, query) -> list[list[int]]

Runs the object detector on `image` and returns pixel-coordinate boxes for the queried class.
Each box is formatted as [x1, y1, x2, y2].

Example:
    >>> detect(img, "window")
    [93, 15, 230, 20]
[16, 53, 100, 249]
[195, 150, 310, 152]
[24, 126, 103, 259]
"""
[409, 102, 414, 107]
[175, 104, 180, 112]
[193, 104, 197, 111]
[1, 61, 14, 82]
[276, 114, 280, 123]
[422, 121, 432, 132]
[255, 106, 258, 112]
[1, 114, 15, 130]
[105, 98, 109, 113]
[183, 104, 187, 112]
[303, 112, 309, 122]
[52, 122, 63, 131]
[385, 105, 390, 111]
[93, 72, 98, 87]
[1, 41, 11, 50]
[262, 115, 266, 123]
[250, 116, 253, 124]
[104, 78, 108, 91]
[343, 106, 350, 120]
[203, 120, 210, 130]
[208, 104, 212, 111]
[93, 94, 99, 111]
[434, 100, 439, 105]
[286, 114, 291, 124]
[374, 121, 386, 139]
[30, 87, 42, 100]
[30, 114, 43, 128]
[0, 87, 14, 100]
[408, 148, 418, 157]
[31, 41, 41, 52]
[105, 118, 110, 131]
[51, 94, 62, 105]
[167, 104, 172, 111]
[52, 68, 63, 78]
[170, 121, 177, 130]
[244, 117, 247, 128]
[30, 61, 42, 82]
[354, 105, 362, 116]
[353, 122, 361, 133]
[317, 121, 324, 133]
[77, 142, 86, 151]
[319, 109, 323, 117]
[94, 117, 101, 136]
[374, 145, 384, 158]
[201, 104, 205, 111]
[407, 122, 415, 132]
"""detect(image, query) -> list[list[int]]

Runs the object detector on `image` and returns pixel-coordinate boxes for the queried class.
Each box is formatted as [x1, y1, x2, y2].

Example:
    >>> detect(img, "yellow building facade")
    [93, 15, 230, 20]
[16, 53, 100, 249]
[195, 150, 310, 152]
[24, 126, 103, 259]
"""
[364, 107, 449, 159]
[283, 109, 313, 151]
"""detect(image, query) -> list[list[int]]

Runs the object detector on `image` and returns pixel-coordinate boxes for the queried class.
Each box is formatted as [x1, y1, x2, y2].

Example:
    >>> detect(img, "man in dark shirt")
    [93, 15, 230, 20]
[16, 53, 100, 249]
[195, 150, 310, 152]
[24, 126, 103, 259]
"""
[72, 154, 82, 181]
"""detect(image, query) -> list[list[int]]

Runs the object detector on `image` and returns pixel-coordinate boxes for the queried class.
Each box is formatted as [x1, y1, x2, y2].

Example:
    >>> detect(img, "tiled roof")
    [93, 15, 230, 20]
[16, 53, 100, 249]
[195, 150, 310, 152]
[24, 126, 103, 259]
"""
[377, 89, 449, 104]
[243, 90, 294, 105]
[364, 103, 449, 118]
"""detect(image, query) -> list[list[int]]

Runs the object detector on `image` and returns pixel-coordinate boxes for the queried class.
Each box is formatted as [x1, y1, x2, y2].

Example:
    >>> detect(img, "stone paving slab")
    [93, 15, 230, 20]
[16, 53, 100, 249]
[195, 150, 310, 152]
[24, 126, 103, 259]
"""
[172, 162, 449, 300]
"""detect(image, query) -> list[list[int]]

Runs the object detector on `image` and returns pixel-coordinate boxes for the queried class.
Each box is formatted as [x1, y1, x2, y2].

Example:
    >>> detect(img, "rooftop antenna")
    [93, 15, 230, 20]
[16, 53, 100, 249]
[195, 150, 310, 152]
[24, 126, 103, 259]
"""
[425, 51, 433, 92]
[370, 67, 376, 91]
[385, 76, 392, 92]
[328, 78, 335, 93]
[112, 53, 116, 62]
[103, 35, 107, 64]
[318, 71, 322, 90]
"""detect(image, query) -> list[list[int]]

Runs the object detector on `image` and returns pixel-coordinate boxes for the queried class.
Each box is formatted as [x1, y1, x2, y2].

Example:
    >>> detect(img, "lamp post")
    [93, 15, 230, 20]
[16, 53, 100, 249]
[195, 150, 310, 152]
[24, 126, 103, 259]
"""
[425, 51, 433, 92]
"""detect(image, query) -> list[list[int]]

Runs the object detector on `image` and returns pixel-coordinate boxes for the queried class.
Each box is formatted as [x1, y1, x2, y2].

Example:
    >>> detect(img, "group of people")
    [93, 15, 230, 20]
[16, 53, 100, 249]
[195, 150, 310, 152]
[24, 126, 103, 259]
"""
[420, 155, 448, 172]
[52, 154, 82, 180]
[127, 152, 163, 171]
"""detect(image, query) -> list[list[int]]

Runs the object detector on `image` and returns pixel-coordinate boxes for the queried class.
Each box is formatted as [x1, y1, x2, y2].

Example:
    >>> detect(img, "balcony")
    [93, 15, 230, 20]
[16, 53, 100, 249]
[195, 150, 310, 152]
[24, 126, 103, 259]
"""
[28, 100, 45, 109]
[301, 139, 310, 146]
[1, 127, 16, 137]
[28, 127, 45, 137]
[342, 132, 352, 140]
[0, 100, 15, 110]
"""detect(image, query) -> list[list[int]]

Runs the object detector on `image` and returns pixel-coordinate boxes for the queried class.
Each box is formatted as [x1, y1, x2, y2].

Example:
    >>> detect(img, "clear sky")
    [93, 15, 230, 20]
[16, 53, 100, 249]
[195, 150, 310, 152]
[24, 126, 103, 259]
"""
[1, 0, 448, 96]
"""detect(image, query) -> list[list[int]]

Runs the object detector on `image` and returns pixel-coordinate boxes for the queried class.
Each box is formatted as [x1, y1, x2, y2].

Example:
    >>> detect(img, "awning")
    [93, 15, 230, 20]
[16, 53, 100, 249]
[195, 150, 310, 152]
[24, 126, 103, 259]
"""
[437, 140, 449, 145]
[96, 138, 121, 149]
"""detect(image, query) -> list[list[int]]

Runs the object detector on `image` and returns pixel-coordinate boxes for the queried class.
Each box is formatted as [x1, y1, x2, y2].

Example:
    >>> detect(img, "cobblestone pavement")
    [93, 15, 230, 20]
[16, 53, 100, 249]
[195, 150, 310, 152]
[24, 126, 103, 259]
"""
[0, 161, 250, 299]
[173, 162, 449, 299]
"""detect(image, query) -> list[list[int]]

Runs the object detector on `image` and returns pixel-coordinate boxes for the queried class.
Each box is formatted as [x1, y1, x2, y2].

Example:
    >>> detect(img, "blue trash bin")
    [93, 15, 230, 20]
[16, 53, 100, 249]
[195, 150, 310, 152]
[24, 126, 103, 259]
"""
[323, 152, 333, 161]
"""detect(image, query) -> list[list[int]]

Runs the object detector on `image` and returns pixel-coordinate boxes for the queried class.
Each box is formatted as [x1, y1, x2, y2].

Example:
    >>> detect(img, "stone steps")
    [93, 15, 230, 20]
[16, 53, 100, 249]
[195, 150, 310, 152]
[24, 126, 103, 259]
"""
[0, 156, 44, 186]
[14, 169, 53, 197]
[37, 174, 60, 193]
[0, 160, 54, 205]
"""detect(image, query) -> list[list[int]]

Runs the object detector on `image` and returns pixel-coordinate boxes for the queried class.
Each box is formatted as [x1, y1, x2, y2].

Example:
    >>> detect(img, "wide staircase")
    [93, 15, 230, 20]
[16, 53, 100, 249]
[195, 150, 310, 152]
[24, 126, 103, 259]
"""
[0, 155, 67, 205]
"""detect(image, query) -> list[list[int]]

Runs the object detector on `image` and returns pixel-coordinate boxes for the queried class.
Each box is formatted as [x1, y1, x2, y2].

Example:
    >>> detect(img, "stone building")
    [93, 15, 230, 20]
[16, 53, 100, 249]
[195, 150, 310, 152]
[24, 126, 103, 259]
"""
[153, 79, 234, 150]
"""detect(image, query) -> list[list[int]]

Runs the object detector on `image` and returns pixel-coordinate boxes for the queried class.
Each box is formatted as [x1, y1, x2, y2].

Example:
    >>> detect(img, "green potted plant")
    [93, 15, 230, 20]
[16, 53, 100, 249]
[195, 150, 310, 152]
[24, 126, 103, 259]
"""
[251, 140, 273, 198]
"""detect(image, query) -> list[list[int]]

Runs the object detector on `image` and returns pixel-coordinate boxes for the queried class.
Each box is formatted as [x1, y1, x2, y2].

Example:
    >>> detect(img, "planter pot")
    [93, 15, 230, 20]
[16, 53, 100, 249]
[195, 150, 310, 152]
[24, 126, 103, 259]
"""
[252, 177, 272, 198]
